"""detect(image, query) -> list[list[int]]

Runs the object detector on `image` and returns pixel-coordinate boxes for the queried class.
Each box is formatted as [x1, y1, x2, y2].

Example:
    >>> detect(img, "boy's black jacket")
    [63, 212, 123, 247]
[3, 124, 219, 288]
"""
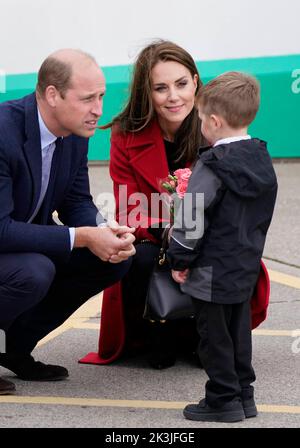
[167, 139, 278, 304]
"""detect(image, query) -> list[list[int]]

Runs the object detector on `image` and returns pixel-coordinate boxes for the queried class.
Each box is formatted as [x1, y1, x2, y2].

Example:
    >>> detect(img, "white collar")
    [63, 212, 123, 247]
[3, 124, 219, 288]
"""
[213, 135, 251, 147]
[37, 108, 57, 150]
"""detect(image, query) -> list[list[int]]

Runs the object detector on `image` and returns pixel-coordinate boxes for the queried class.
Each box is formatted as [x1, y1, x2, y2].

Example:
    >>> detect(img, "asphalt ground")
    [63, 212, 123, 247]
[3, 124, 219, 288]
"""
[0, 161, 299, 432]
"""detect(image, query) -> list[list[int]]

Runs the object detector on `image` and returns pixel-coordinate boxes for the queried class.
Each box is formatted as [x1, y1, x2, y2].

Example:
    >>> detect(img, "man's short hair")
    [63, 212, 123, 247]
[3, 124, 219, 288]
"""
[198, 71, 260, 128]
[36, 57, 72, 98]
[36, 50, 97, 98]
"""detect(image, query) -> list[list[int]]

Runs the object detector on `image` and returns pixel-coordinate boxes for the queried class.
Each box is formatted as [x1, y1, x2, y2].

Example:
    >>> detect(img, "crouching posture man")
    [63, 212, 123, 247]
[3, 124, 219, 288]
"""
[0, 49, 135, 393]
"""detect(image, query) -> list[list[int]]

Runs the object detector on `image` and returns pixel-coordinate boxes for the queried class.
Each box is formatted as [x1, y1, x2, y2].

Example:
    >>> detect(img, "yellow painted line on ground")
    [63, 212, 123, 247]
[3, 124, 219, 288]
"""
[70, 294, 102, 319]
[36, 318, 87, 347]
[258, 404, 300, 414]
[36, 267, 300, 348]
[73, 322, 299, 337]
[0, 396, 184, 409]
[268, 269, 300, 289]
[253, 329, 300, 336]
[73, 322, 100, 330]
[36, 294, 101, 347]
[0, 396, 299, 415]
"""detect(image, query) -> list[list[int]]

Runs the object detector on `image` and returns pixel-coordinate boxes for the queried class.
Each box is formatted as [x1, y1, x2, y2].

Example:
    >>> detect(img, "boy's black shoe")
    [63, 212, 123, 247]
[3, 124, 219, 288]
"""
[242, 397, 258, 418]
[0, 377, 16, 394]
[0, 353, 69, 381]
[183, 397, 245, 423]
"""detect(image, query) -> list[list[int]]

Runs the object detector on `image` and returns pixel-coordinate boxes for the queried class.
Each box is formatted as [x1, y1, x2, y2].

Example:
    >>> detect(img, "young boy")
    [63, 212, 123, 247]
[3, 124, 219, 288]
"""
[167, 71, 278, 423]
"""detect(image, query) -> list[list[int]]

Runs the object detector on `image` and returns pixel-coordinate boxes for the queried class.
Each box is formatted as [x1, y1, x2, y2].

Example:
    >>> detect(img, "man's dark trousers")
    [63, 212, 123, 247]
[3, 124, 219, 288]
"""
[0, 249, 131, 354]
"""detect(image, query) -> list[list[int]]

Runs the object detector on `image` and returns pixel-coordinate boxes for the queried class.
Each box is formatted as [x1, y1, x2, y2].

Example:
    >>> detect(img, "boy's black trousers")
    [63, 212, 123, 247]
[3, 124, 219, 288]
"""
[192, 297, 256, 408]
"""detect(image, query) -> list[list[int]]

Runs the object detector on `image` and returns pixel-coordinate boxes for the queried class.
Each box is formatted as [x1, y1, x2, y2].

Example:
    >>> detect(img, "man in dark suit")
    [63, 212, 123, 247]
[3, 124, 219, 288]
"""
[0, 49, 135, 394]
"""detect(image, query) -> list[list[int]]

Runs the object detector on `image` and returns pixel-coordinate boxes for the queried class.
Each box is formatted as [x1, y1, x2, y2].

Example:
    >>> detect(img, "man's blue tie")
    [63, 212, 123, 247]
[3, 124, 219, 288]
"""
[28, 138, 61, 223]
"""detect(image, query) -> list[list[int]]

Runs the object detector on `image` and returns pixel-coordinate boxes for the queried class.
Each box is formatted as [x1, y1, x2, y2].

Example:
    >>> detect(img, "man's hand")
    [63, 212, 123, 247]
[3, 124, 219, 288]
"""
[74, 225, 136, 262]
[172, 269, 189, 284]
[107, 220, 136, 263]
[108, 231, 136, 263]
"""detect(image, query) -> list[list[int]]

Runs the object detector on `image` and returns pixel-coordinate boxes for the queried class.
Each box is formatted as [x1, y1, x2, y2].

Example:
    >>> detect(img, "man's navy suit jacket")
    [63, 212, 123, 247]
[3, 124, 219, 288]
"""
[0, 93, 102, 262]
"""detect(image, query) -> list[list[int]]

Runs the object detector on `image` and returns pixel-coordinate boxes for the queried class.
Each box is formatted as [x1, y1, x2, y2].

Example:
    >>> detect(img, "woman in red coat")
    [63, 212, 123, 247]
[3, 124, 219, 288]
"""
[80, 40, 270, 369]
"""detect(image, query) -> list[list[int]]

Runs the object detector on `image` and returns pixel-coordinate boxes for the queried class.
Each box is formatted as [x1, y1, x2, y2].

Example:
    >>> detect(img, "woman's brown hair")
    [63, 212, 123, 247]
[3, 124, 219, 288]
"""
[104, 40, 205, 164]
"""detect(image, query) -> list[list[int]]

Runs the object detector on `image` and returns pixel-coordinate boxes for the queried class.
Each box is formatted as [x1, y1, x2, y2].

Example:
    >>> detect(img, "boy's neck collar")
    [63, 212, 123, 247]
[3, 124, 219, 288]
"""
[213, 135, 251, 147]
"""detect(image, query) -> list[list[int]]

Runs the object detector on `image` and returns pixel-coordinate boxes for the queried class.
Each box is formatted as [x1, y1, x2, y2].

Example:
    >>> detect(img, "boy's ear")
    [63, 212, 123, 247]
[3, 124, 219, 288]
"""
[210, 114, 222, 129]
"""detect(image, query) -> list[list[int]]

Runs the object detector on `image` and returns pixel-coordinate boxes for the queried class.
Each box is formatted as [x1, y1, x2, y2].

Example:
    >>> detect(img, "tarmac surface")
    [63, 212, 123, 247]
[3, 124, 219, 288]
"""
[0, 160, 299, 431]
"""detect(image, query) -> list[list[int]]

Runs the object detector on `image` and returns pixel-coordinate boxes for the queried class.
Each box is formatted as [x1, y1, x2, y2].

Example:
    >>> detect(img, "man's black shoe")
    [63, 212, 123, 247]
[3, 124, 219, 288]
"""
[0, 354, 69, 381]
[242, 397, 258, 418]
[183, 397, 245, 423]
[0, 376, 16, 394]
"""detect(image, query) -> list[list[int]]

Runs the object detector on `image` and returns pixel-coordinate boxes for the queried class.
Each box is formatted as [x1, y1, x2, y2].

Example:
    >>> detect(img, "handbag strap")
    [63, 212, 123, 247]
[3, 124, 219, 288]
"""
[158, 247, 166, 266]
[158, 227, 170, 266]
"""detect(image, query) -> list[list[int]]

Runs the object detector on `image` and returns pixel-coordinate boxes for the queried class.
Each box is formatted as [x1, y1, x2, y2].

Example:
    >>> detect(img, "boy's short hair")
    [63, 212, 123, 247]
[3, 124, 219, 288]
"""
[197, 71, 260, 128]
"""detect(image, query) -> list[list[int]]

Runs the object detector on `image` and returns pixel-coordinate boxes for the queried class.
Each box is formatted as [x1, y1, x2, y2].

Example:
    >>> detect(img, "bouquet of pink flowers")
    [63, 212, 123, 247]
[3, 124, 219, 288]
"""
[161, 168, 192, 222]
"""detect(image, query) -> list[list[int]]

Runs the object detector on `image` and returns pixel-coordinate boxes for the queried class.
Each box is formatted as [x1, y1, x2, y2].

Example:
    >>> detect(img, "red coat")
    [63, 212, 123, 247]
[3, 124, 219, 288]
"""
[79, 120, 270, 365]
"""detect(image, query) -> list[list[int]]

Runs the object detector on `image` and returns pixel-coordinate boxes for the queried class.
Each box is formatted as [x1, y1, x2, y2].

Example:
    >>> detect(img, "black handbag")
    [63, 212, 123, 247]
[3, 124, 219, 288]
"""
[143, 238, 194, 322]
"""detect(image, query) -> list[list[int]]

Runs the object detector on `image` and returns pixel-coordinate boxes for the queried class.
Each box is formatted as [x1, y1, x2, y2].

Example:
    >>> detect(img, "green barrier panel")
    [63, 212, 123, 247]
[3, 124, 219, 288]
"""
[1, 54, 300, 159]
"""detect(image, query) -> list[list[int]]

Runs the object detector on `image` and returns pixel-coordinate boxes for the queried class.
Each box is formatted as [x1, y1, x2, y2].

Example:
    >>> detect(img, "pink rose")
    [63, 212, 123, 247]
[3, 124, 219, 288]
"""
[176, 180, 188, 199]
[174, 168, 192, 183]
